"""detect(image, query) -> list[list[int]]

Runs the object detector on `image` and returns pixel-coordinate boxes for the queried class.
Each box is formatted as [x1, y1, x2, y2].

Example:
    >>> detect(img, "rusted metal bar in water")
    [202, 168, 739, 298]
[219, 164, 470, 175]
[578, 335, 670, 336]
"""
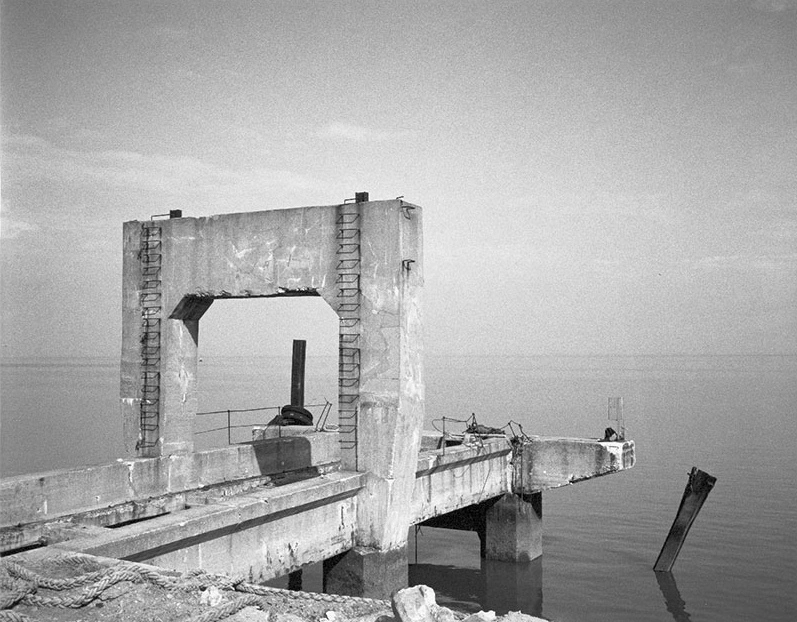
[654, 467, 717, 572]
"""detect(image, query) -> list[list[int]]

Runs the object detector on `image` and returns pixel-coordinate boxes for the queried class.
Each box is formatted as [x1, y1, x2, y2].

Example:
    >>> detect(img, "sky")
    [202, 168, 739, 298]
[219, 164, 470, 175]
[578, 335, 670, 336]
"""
[1, 0, 795, 359]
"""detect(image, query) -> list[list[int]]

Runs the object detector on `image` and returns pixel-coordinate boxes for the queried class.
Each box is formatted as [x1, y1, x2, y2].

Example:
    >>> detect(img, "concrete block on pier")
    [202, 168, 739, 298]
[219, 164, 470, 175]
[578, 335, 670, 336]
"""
[514, 437, 635, 492]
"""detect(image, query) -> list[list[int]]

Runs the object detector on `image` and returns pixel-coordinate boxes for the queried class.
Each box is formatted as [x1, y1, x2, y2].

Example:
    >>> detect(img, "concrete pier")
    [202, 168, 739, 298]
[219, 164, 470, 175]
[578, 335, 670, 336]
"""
[1, 197, 636, 604]
[412, 434, 633, 564]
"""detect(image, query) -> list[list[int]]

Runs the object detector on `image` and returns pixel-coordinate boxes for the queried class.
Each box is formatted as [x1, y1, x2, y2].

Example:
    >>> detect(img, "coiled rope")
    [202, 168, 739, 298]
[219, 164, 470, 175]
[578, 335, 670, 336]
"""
[0, 555, 389, 621]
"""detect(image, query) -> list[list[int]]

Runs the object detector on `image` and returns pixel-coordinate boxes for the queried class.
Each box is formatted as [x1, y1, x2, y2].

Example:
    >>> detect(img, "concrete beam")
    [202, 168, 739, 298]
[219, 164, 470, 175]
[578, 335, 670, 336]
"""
[122, 206, 344, 457]
[411, 438, 512, 525]
[513, 437, 636, 492]
[253, 425, 324, 440]
[1, 434, 339, 545]
[55, 471, 365, 582]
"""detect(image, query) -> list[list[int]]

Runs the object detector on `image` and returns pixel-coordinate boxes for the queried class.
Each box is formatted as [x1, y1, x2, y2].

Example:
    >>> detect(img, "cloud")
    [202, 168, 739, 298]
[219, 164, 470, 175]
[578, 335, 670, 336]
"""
[688, 253, 797, 272]
[2, 133, 322, 219]
[318, 122, 408, 142]
[752, 0, 797, 12]
[0, 216, 39, 239]
[149, 25, 193, 42]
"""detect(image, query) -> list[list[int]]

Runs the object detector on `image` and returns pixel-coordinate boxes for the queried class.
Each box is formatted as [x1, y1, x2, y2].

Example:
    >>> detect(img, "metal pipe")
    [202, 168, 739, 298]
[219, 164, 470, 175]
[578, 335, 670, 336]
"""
[290, 339, 306, 407]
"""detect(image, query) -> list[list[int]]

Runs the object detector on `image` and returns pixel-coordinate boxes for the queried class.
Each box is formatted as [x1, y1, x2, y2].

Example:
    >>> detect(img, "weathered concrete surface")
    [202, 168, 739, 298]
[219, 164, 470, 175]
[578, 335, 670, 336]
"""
[0, 435, 339, 553]
[121, 200, 423, 460]
[118, 198, 424, 597]
[410, 434, 636, 526]
[412, 434, 635, 564]
[55, 471, 364, 582]
[253, 425, 326, 440]
[2, 430, 634, 579]
[483, 493, 542, 562]
[514, 437, 635, 492]
[122, 205, 343, 458]
[411, 438, 511, 525]
[349, 202, 424, 553]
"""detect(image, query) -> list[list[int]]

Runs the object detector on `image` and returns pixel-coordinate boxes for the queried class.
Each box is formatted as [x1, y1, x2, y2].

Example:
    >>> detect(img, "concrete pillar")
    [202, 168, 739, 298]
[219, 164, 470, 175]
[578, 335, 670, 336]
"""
[323, 546, 408, 599]
[120, 221, 144, 456]
[158, 317, 199, 455]
[482, 493, 542, 562]
[328, 201, 423, 598]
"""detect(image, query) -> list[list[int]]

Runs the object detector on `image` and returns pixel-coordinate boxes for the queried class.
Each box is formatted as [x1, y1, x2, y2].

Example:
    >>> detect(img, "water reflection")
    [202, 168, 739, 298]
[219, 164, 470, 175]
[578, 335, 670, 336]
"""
[409, 557, 543, 617]
[655, 571, 692, 622]
[481, 557, 543, 616]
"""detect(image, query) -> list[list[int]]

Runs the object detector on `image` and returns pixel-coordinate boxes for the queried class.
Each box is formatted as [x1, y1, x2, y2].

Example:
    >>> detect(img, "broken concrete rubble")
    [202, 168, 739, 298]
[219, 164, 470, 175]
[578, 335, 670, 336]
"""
[388, 585, 547, 622]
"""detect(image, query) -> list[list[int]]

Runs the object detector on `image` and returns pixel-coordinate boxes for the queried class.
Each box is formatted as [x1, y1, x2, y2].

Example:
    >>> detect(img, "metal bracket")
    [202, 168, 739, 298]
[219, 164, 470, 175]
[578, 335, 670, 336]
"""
[150, 210, 182, 220]
[402, 259, 415, 273]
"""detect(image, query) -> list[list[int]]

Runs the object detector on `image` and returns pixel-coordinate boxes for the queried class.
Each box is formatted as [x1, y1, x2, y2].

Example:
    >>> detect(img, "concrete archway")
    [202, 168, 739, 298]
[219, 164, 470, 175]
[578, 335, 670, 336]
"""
[120, 198, 424, 575]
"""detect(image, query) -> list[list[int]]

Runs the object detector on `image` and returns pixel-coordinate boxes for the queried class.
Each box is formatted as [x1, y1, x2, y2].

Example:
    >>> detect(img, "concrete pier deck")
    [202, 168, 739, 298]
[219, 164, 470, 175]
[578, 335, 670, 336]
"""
[2, 430, 634, 579]
[1, 197, 636, 608]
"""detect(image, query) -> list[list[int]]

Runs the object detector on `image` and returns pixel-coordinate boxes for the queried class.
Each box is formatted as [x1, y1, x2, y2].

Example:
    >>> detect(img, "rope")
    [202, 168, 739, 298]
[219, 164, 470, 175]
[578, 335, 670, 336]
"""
[187, 594, 262, 622]
[4, 559, 106, 590]
[0, 581, 35, 610]
[234, 581, 386, 606]
[19, 566, 143, 608]
[0, 558, 390, 620]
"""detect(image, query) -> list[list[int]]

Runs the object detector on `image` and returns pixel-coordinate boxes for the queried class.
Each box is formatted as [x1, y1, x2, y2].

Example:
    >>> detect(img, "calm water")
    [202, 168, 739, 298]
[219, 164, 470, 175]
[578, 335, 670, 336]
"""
[1, 355, 795, 621]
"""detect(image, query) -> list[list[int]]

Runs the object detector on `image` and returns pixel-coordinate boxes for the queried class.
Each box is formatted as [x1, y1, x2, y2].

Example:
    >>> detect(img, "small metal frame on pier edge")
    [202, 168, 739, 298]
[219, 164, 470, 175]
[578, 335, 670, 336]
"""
[608, 397, 625, 440]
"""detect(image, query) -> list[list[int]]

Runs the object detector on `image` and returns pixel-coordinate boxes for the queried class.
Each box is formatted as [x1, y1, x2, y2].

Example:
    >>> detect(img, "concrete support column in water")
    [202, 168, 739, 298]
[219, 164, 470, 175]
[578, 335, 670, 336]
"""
[482, 492, 542, 562]
[322, 546, 409, 599]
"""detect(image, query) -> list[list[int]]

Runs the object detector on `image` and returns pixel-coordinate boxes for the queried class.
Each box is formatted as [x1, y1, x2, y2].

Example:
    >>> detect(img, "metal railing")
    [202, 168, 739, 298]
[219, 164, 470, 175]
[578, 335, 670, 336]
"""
[195, 401, 333, 445]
